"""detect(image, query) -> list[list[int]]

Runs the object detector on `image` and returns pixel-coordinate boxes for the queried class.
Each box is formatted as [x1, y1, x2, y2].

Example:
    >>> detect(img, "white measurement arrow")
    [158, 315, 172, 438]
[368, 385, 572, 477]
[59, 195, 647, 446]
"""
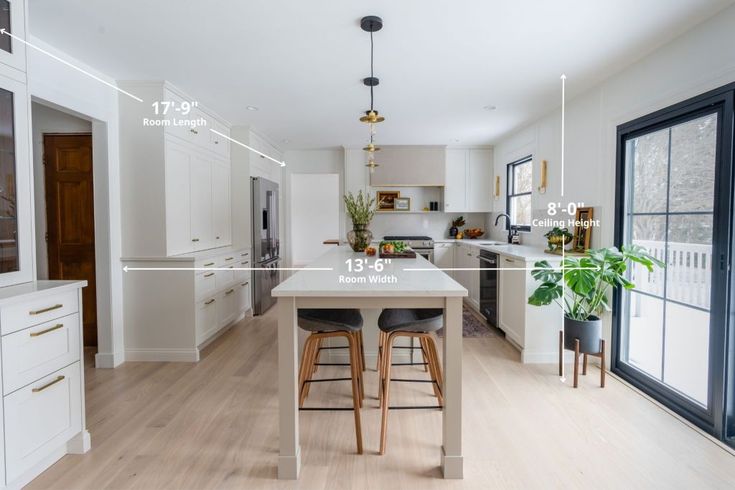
[403, 267, 598, 272]
[559, 73, 568, 383]
[210, 129, 286, 167]
[123, 266, 332, 272]
[0, 29, 143, 103]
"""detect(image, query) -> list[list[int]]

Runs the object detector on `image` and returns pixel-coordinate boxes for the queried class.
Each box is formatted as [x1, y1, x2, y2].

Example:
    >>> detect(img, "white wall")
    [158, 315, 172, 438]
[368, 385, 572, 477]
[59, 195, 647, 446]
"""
[282, 149, 345, 267]
[290, 173, 340, 266]
[489, 4, 735, 356]
[31, 103, 92, 280]
[28, 36, 125, 368]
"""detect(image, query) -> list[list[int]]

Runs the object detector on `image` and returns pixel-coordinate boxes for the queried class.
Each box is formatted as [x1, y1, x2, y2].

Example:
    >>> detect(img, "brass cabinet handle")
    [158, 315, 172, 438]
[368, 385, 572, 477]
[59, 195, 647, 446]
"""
[241, 261, 249, 265]
[241, 282, 248, 287]
[205, 299, 216, 305]
[225, 257, 234, 261]
[204, 272, 215, 278]
[204, 262, 215, 267]
[225, 289, 235, 295]
[33, 375, 65, 393]
[192, 238, 200, 242]
[504, 258, 515, 263]
[214, 140, 219, 144]
[190, 129, 199, 134]
[30, 323, 64, 337]
[241, 252, 248, 257]
[30, 304, 63, 316]
[216, 236, 221, 240]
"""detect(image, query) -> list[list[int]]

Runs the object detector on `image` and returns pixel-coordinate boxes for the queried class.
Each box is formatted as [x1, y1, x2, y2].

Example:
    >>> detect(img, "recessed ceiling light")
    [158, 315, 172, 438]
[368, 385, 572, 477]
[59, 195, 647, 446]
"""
[483, 105, 497, 111]
[246, 106, 259, 111]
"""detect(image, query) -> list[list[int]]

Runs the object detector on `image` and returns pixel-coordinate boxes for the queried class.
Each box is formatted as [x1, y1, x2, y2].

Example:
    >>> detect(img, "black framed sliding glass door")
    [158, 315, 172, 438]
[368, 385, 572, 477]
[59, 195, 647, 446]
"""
[614, 82, 735, 443]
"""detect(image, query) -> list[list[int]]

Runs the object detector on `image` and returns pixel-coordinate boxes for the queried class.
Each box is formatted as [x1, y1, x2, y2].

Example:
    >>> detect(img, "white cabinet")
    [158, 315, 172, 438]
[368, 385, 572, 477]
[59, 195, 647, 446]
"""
[123, 248, 253, 361]
[369, 147, 445, 187]
[434, 243, 454, 278]
[443, 148, 493, 213]
[468, 149, 493, 212]
[444, 150, 468, 212]
[165, 141, 193, 255]
[119, 81, 233, 257]
[0, 282, 88, 488]
[0, 0, 27, 73]
[498, 255, 526, 347]
[452, 242, 480, 311]
[190, 155, 214, 249]
[212, 162, 232, 245]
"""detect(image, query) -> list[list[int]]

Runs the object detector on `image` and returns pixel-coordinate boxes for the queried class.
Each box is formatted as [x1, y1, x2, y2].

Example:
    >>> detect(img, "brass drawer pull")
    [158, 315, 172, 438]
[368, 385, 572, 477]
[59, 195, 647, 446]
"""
[241, 252, 249, 257]
[204, 272, 215, 278]
[32, 375, 65, 393]
[241, 261, 249, 265]
[225, 289, 235, 295]
[205, 299, 216, 305]
[30, 304, 63, 316]
[204, 262, 215, 267]
[30, 323, 64, 337]
[241, 282, 248, 287]
[190, 129, 199, 135]
[225, 257, 234, 261]
[504, 258, 515, 263]
[192, 238, 200, 242]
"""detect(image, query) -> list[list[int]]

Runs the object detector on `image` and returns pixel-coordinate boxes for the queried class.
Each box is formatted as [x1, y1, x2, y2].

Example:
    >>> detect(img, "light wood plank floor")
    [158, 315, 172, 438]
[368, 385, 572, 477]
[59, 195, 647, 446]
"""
[26, 310, 735, 489]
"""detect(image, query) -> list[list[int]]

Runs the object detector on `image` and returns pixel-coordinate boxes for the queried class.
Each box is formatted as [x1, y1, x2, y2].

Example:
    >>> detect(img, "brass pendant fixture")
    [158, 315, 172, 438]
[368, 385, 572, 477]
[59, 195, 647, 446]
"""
[360, 15, 385, 173]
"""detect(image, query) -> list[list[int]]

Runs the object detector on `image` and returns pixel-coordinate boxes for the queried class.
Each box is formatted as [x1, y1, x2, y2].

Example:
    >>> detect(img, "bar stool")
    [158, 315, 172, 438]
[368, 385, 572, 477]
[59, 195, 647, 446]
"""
[376, 308, 444, 455]
[297, 309, 365, 454]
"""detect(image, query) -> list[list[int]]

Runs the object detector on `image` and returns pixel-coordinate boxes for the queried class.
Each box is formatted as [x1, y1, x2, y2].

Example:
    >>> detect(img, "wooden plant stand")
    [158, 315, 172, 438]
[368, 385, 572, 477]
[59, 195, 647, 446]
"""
[558, 331, 606, 388]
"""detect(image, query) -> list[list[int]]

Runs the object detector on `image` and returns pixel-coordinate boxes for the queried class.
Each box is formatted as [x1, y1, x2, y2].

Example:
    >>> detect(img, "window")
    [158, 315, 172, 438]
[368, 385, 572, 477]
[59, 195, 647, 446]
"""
[506, 156, 532, 232]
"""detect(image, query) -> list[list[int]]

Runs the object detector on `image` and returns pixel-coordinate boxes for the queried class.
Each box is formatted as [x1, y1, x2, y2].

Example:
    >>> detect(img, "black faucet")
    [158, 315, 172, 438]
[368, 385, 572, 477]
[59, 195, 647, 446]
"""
[494, 213, 513, 243]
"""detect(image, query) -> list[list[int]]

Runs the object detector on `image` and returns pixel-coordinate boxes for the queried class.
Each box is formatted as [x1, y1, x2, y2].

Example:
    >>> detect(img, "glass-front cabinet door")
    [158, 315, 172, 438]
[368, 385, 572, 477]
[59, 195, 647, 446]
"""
[0, 69, 31, 286]
[0, 0, 26, 73]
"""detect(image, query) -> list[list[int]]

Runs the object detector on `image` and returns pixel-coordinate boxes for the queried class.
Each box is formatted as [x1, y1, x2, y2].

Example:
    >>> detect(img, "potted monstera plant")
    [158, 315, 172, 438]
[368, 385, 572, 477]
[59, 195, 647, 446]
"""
[528, 245, 664, 353]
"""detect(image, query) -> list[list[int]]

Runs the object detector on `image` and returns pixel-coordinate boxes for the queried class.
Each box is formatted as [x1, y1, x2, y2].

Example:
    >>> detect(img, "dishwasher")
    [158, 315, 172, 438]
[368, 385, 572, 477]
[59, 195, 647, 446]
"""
[479, 250, 498, 327]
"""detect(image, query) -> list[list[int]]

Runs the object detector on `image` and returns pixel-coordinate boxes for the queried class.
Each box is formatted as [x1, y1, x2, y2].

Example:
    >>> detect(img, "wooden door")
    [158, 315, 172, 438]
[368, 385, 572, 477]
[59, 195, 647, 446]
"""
[44, 134, 97, 347]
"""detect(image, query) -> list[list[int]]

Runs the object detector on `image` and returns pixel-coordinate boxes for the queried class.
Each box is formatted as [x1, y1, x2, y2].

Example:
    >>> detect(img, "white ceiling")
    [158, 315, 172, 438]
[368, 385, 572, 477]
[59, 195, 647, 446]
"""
[28, 0, 733, 149]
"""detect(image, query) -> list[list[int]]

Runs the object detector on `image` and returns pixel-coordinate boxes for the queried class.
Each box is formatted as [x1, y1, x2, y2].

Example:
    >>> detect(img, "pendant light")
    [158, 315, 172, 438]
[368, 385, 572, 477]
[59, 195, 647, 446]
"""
[360, 15, 385, 173]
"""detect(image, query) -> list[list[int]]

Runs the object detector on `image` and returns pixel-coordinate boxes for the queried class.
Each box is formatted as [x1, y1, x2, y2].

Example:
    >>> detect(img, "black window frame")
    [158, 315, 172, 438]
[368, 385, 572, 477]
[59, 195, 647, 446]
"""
[613, 81, 735, 447]
[506, 156, 533, 232]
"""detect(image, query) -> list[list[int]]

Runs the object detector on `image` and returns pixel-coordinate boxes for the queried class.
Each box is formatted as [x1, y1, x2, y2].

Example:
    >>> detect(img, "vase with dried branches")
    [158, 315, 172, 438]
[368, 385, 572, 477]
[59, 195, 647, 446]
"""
[344, 190, 375, 252]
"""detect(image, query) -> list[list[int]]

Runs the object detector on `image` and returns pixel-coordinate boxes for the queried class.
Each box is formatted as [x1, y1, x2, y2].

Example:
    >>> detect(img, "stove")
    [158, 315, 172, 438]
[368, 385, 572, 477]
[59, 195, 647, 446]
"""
[383, 235, 435, 262]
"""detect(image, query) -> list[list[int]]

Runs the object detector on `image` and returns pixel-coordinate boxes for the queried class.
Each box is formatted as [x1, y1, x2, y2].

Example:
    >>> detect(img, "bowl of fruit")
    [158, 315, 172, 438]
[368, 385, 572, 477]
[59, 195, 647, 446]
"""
[464, 228, 485, 239]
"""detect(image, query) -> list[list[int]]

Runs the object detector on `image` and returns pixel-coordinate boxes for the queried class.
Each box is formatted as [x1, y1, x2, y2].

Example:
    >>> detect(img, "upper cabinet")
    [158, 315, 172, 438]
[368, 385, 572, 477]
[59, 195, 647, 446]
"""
[369, 147, 445, 187]
[443, 148, 493, 213]
[0, 0, 27, 74]
[119, 81, 233, 257]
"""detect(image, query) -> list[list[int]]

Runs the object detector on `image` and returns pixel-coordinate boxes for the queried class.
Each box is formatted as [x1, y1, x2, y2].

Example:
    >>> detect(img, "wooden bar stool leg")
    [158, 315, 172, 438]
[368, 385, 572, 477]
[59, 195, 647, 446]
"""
[346, 332, 363, 454]
[353, 332, 364, 404]
[300, 336, 318, 407]
[600, 339, 606, 388]
[420, 336, 429, 372]
[378, 331, 385, 404]
[583, 353, 588, 376]
[558, 330, 563, 377]
[312, 338, 322, 375]
[358, 330, 366, 372]
[380, 333, 396, 455]
[573, 339, 580, 388]
[427, 335, 444, 405]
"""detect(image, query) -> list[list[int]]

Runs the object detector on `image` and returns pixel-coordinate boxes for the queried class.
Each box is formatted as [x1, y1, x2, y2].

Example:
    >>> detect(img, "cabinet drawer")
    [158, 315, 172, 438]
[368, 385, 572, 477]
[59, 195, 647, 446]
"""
[235, 259, 250, 282]
[195, 297, 218, 345]
[218, 287, 238, 326]
[237, 281, 251, 312]
[216, 266, 235, 289]
[2, 314, 81, 394]
[1, 290, 79, 336]
[196, 271, 217, 298]
[4, 363, 82, 483]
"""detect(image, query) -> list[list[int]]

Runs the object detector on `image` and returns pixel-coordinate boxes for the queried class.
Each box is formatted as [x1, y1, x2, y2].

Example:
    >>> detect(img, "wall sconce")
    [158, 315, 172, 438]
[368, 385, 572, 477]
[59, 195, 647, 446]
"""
[538, 159, 548, 194]
[494, 175, 501, 201]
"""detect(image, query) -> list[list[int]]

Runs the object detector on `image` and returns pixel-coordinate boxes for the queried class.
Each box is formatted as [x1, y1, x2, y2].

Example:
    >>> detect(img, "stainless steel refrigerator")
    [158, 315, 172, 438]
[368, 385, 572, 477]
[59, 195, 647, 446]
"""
[251, 177, 281, 315]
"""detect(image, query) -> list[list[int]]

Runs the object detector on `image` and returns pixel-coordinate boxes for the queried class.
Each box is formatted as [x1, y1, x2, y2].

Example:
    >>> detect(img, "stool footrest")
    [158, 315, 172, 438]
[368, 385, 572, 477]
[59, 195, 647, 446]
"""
[391, 362, 428, 366]
[391, 346, 423, 350]
[317, 346, 348, 350]
[303, 377, 352, 383]
[299, 407, 355, 411]
[314, 362, 351, 366]
[388, 405, 443, 410]
[390, 378, 437, 384]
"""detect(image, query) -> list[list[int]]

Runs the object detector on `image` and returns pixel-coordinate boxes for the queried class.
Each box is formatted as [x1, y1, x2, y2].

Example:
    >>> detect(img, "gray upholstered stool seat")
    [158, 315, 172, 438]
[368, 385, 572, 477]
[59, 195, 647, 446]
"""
[298, 309, 364, 332]
[378, 308, 443, 333]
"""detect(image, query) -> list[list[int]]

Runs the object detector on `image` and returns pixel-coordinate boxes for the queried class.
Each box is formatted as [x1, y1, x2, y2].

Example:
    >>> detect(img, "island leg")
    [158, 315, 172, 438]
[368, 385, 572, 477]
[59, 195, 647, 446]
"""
[278, 297, 300, 479]
[441, 296, 463, 479]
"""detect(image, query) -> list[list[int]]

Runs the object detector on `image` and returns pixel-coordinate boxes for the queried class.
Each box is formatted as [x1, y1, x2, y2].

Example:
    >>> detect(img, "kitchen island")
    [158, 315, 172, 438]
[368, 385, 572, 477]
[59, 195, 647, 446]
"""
[272, 246, 467, 479]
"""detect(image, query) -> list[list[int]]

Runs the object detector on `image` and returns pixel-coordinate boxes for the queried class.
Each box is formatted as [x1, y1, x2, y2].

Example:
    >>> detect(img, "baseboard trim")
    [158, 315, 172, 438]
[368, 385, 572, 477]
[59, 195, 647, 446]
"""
[94, 351, 124, 368]
[125, 348, 200, 362]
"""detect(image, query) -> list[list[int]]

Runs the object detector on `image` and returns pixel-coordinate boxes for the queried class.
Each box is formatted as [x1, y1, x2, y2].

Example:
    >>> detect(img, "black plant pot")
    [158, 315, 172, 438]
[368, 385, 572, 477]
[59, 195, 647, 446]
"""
[564, 315, 602, 354]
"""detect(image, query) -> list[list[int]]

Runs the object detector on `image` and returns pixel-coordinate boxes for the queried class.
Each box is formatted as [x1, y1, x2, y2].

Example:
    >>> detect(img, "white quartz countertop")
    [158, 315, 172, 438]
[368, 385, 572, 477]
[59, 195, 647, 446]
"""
[0, 280, 87, 305]
[434, 239, 553, 261]
[273, 246, 467, 297]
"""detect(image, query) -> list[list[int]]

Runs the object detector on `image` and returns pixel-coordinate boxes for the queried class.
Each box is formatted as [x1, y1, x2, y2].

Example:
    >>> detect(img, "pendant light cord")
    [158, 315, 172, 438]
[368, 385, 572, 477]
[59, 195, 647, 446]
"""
[370, 30, 374, 112]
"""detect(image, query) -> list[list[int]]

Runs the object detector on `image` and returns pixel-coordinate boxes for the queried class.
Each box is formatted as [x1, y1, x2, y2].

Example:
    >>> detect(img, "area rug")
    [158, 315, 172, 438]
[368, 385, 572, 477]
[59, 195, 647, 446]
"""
[437, 306, 498, 338]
